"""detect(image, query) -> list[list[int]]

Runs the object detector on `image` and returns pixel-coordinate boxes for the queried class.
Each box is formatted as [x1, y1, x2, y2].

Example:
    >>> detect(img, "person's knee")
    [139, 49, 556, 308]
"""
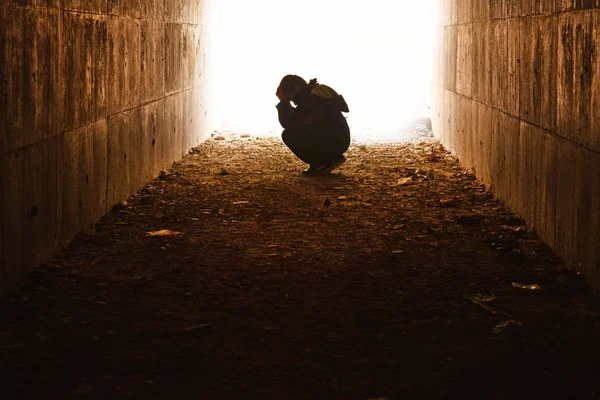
[281, 129, 291, 144]
[282, 128, 302, 146]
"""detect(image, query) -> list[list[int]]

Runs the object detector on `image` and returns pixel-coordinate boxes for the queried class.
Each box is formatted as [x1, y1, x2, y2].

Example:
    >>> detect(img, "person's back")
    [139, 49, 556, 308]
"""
[275, 75, 350, 176]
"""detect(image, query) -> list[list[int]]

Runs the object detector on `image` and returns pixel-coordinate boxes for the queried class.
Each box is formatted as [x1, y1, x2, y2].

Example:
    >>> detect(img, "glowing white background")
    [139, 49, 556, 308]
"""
[211, 0, 435, 139]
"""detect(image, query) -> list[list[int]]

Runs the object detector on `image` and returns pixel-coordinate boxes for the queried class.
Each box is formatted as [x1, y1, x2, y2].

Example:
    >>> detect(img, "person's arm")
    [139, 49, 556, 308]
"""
[289, 102, 327, 128]
[275, 84, 328, 129]
[276, 99, 326, 129]
[276, 100, 326, 129]
[285, 95, 329, 128]
[276, 101, 294, 129]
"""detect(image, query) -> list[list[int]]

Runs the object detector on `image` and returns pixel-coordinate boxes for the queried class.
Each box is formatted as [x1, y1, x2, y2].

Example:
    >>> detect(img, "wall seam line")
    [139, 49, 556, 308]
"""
[441, 88, 600, 155]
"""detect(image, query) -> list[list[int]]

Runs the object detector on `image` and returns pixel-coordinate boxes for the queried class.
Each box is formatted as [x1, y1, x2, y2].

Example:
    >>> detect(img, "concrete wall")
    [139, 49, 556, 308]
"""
[0, 0, 215, 294]
[432, 0, 600, 290]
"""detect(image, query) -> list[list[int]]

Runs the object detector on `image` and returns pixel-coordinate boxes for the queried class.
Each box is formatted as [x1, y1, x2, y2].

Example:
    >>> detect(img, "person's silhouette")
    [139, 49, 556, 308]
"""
[276, 75, 350, 176]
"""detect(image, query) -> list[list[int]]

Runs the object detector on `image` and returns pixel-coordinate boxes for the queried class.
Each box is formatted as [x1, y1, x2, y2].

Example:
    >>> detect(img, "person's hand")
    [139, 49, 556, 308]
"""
[276, 86, 287, 103]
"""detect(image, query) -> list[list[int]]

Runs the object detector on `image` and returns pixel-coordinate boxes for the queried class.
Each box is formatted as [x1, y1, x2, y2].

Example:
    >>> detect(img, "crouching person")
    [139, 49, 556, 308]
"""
[276, 75, 351, 176]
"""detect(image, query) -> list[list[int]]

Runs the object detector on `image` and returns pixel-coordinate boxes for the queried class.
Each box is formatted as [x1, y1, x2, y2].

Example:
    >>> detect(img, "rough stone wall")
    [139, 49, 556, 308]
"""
[432, 0, 600, 290]
[0, 0, 215, 294]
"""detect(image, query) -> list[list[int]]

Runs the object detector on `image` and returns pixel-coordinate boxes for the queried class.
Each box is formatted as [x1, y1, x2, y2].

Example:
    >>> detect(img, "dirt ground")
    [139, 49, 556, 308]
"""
[1, 134, 599, 400]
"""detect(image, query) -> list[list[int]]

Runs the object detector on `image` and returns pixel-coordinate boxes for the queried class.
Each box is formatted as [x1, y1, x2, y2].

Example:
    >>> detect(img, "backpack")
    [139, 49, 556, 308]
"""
[310, 84, 350, 113]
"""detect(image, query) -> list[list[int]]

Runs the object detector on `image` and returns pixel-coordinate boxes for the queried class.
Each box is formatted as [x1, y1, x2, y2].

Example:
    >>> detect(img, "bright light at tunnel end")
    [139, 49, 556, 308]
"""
[212, 0, 436, 143]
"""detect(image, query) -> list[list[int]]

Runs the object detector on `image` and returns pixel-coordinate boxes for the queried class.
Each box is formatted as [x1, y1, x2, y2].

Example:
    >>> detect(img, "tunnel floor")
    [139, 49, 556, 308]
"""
[2, 135, 599, 399]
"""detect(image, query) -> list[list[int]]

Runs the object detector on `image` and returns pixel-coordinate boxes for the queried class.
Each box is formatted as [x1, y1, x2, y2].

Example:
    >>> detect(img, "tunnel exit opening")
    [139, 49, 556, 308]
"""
[211, 0, 436, 143]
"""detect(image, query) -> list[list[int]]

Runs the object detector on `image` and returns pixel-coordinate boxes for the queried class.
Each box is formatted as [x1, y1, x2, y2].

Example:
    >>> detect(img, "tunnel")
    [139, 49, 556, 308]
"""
[1, 0, 599, 398]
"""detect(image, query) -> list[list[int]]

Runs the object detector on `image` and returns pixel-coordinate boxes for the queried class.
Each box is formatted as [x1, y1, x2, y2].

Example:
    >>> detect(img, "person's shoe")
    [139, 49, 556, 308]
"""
[302, 163, 336, 176]
[330, 155, 347, 170]
[302, 156, 347, 177]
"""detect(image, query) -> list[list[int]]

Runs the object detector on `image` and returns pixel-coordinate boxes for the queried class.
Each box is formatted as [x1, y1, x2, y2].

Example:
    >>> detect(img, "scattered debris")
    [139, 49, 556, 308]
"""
[158, 170, 170, 180]
[463, 293, 510, 317]
[112, 201, 128, 211]
[397, 177, 413, 186]
[263, 326, 279, 331]
[439, 197, 459, 207]
[425, 153, 441, 162]
[213, 135, 226, 141]
[178, 323, 213, 335]
[385, 224, 404, 230]
[511, 282, 542, 291]
[483, 232, 500, 244]
[217, 167, 230, 176]
[502, 225, 527, 233]
[146, 230, 183, 237]
[466, 293, 497, 303]
[492, 319, 523, 334]
[2, 136, 587, 398]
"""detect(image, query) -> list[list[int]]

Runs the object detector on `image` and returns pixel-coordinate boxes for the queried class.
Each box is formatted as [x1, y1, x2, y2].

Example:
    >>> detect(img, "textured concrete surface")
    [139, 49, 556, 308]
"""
[140, 19, 165, 103]
[433, 1, 600, 290]
[0, 7, 61, 153]
[0, 1, 214, 294]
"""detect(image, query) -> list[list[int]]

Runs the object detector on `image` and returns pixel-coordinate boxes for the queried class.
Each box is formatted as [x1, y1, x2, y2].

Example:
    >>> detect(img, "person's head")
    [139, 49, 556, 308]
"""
[278, 75, 307, 102]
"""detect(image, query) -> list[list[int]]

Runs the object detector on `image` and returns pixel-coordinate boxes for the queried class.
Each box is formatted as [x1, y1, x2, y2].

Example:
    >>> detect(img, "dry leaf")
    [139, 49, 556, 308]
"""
[146, 230, 183, 237]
